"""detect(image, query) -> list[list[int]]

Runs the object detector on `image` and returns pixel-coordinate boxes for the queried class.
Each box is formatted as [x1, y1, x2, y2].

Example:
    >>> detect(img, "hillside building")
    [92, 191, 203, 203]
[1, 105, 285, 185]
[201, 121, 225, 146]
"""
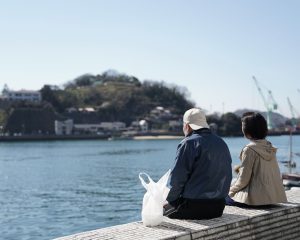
[1, 86, 42, 102]
[55, 119, 74, 135]
[74, 122, 126, 134]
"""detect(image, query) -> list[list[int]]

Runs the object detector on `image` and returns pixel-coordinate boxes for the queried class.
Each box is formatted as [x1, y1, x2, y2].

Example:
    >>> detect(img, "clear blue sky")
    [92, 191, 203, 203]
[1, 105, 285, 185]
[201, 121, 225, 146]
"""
[1, 0, 299, 117]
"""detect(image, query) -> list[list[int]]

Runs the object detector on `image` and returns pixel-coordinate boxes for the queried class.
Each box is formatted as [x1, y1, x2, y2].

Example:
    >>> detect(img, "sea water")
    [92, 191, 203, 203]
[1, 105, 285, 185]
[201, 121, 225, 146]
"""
[0, 135, 299, 240]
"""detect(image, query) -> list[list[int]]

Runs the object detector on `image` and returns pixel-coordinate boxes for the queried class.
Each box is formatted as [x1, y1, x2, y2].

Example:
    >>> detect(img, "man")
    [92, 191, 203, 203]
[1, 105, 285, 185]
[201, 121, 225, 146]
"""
[164, 108, 232, 219]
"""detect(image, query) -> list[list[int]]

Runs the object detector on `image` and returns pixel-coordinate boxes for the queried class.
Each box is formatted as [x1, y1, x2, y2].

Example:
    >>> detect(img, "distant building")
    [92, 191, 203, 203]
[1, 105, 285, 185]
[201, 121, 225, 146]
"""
[78, 107, 95, 112]
[1, 87, 42, 102]
[139, 120, 148, 132]
[168, 120, 182, 131]
[129, 120, 149, 132]
[99, 122, 126, 131]
[150, 106, 172, 119]
[130, 121, 140, 131]
[74, 122, 126, 134]
[73, 124, 102, 134]
[55, 119, 73, 135]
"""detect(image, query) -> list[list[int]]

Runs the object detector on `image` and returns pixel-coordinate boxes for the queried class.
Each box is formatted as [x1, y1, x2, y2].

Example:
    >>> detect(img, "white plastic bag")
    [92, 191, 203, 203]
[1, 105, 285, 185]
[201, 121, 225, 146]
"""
[139, 169, 171, 227]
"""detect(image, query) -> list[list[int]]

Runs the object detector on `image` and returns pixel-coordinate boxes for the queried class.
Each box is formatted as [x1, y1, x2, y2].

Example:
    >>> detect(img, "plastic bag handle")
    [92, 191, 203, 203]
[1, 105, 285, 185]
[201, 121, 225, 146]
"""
[157, 169, 171, 186]
[139, 172, 153, 190]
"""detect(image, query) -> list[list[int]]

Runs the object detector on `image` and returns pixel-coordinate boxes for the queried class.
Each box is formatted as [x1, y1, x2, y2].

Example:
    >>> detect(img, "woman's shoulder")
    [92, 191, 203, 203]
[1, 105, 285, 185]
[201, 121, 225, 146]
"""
[241, 144, 256, 154]
[239, 144, 258, 160]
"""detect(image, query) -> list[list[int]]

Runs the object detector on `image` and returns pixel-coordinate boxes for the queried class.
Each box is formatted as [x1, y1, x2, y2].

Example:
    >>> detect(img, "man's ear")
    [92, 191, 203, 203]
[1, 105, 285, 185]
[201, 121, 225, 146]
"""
[187, 124, 193, 133]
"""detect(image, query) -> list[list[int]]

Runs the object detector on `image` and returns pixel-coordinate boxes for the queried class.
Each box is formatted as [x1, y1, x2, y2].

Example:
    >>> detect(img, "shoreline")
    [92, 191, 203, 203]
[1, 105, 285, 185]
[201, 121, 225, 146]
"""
[0, 134, 109, 142]
[133, 135, 183, 140]
[0, 134, 183, 142]
[0, 130, 299, 142]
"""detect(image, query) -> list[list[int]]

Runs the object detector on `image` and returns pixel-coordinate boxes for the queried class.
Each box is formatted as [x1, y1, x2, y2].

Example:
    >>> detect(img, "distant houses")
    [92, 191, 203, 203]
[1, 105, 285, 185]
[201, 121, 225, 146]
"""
[73, 122, 126, 135]
[55, 119, 73, 135]
[53, 106, 181, 137]
[0, 86, 183, 137]
[1, 85, 42, 102]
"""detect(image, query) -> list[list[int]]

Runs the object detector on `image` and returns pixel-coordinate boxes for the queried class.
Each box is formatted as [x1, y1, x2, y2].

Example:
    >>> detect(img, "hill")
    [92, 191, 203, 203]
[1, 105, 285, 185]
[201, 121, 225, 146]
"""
[2, 71, 297, 136]
[234, 109, 288, 128]
[40, 70, 195, 124]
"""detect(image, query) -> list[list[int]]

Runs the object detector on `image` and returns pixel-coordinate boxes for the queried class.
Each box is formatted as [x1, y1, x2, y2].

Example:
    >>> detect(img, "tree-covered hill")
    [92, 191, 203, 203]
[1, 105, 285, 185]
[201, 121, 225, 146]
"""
[4, 70, 295, 136]
[40, 70, 195, 124]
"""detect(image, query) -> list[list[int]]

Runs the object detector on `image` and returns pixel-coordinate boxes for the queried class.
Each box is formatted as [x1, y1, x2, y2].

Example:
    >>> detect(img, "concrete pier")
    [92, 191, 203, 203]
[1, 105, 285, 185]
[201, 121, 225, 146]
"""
[54, 188, 300, 240]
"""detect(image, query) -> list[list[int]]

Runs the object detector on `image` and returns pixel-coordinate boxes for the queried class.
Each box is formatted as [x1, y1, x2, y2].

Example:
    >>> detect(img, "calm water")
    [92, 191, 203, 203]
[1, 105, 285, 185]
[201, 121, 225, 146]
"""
[0, 135, 299, 240]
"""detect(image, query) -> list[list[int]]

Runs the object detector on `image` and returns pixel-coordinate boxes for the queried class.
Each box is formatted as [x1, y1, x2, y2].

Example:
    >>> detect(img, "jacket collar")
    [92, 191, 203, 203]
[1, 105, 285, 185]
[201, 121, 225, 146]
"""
[187, 128, 210, 137]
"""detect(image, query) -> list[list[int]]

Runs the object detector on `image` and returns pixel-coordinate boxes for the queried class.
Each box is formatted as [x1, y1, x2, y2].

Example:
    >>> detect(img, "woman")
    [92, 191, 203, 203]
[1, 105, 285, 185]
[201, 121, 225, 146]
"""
[227, 112, 287, 206]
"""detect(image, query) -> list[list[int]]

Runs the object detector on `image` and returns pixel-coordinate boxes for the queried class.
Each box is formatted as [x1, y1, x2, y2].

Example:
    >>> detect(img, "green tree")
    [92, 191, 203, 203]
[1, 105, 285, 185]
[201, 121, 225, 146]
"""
[142, 81, 194, 114]
[40, 85, 64, 112]
[219, 113, 242, 136]
[0, 109, 7, 128]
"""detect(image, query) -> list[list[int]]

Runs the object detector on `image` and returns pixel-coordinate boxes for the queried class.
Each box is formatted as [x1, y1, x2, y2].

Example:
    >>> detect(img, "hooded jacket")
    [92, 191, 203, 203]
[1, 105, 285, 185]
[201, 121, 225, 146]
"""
[229, 139, 287, 205]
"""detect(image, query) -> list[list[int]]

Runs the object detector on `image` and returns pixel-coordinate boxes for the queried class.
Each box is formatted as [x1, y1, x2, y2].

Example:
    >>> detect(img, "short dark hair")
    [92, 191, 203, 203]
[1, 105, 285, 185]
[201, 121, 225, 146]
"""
[241, 112, 268, 139]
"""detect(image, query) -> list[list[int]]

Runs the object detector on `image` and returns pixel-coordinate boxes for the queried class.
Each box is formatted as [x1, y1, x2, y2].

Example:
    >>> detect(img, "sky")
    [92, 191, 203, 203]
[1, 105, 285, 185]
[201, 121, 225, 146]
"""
[0, 0, 299, 117]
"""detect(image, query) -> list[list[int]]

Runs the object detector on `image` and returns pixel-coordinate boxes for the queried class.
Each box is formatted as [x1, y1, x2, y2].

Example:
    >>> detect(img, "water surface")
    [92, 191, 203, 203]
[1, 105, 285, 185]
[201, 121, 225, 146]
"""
[0, 135, 299, 240]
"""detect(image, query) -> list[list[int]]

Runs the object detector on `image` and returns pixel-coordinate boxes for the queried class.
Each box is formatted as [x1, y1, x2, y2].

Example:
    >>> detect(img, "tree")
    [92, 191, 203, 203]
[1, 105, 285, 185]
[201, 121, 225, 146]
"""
[0, 109, 7, 127]
[142, 81, 194, 114]
[74, 74, 95, 87]
[219, 113, 242, 136]
[40, 85, 65, 112]
[2, 84, 9, 95]
[3, 106, 59, 135]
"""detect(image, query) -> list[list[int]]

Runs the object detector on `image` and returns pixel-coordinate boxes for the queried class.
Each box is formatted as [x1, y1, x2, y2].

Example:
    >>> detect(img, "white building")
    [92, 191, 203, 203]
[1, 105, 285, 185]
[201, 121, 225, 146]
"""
[139, 120, 148, 132]
[78, 107, 95, 112]
[73, 123, 102, 134]
[2, 89, 42, 102]
[100, 122, 126, 131]
[74, 122, 126, 134]
[129, 120, 149, 132]
[55, 119, 73, 135]
[150, 106, 172, 119]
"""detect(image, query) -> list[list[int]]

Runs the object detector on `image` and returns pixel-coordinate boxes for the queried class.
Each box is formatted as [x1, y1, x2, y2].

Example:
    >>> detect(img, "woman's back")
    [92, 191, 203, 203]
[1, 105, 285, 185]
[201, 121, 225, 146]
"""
[229, 112, 287, 206]
[232, 140, 287, 205]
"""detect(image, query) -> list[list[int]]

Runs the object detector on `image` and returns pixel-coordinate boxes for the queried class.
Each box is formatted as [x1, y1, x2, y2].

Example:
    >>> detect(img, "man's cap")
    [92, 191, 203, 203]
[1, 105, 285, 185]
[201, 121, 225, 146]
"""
[183, 108, 209, 130]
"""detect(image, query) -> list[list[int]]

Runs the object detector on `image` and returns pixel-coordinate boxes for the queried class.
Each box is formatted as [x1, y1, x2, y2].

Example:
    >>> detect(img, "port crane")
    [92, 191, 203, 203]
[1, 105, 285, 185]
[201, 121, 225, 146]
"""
[287, 97, 299, 130]
[280, 97, 299, 171]
[252, 76, 278, 129]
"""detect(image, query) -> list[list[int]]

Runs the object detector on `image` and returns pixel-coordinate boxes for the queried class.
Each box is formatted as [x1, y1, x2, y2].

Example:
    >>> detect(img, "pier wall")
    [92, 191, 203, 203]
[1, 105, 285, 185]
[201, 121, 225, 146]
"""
[54, 189, 300, 240]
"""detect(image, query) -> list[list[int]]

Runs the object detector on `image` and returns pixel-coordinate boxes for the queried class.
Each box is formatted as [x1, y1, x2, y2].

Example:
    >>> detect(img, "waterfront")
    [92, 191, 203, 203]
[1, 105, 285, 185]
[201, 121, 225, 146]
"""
[0, 135, 299, 240]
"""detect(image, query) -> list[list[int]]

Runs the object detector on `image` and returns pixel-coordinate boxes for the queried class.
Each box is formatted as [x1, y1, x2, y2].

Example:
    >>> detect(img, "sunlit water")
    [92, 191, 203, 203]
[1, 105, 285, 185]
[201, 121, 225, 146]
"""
[0, 135, 299, 240]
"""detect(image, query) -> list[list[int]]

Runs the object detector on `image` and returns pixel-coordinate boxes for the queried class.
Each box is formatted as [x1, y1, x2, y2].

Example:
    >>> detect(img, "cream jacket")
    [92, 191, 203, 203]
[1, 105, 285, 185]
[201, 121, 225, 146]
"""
[229, 139, 287, 205]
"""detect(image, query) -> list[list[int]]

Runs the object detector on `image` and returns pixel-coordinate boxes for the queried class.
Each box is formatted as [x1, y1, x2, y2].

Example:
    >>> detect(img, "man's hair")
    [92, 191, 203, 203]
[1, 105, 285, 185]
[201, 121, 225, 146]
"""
[241, 112, 268, 139]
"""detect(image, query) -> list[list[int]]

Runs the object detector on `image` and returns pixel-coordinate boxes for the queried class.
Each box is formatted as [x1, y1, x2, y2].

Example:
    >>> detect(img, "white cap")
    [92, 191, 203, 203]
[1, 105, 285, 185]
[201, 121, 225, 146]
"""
[183, 108, 209, 130]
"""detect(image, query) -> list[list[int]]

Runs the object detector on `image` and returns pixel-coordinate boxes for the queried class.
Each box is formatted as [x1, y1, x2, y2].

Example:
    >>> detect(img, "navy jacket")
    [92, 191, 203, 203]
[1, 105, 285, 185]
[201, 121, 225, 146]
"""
[167, 128, 232, 203]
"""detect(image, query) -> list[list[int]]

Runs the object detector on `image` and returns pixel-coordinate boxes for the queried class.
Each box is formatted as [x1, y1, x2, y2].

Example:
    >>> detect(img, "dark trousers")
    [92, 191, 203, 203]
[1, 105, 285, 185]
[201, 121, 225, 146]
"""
[225, 196, 276, 209]
[164, 198, 225, 220]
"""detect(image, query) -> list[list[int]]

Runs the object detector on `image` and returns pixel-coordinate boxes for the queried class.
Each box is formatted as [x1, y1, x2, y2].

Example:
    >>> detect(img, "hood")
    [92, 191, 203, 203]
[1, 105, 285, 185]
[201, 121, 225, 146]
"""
[246, 139, 277, 161]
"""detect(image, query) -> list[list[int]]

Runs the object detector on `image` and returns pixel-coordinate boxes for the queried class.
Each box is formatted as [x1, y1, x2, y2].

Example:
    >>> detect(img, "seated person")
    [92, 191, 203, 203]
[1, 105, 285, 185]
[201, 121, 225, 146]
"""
[227, 112, 287, 207]
[164, 108, 232, 219]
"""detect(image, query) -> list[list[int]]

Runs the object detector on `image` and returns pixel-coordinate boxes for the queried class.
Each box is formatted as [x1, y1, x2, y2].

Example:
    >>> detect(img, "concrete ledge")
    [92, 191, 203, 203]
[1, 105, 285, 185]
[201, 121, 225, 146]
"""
[54, 189, 300, 240]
